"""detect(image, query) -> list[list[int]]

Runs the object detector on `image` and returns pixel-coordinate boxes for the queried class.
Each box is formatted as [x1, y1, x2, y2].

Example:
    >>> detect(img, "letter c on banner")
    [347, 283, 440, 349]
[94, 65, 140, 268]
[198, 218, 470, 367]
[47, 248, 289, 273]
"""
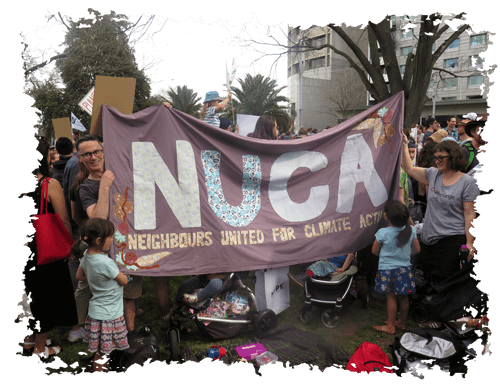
[269, 151, 329, 222]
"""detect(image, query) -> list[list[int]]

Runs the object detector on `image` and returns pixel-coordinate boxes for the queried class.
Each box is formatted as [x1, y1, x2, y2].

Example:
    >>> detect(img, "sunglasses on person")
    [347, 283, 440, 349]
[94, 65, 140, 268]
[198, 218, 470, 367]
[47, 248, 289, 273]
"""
[433, 155, 450, 162]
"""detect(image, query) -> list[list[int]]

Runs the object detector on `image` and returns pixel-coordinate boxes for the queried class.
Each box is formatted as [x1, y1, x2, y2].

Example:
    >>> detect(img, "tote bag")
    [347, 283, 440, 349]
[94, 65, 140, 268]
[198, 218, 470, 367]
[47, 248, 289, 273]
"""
[32, 178, 74, 265]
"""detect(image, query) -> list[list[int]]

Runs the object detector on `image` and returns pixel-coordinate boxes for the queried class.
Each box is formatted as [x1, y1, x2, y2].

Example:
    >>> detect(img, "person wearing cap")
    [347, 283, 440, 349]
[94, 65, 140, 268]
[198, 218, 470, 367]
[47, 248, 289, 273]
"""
[200, 91, 232, 128]
[219, 116, 239, 133]
[457, 119, 472, 143]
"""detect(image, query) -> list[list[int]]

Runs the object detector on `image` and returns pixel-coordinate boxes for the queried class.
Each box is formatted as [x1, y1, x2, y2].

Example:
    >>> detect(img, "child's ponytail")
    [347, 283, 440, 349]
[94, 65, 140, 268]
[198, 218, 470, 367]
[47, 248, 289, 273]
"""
[396, 224, 412, 249]
[383, 200, 412, 248]
[71, 218, 115, 258]
[72, 237, 90, 260]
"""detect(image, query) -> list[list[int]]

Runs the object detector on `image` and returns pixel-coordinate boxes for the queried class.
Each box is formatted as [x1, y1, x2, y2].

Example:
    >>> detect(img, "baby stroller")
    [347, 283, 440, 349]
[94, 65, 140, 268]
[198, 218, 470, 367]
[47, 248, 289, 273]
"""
[165, 272, 277, 361]
[299, 254, 365, 328]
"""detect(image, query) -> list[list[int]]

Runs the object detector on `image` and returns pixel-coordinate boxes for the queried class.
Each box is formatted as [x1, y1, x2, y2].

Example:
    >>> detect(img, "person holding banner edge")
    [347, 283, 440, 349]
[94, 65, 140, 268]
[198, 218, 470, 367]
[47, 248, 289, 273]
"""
[401, 131, 479, 285]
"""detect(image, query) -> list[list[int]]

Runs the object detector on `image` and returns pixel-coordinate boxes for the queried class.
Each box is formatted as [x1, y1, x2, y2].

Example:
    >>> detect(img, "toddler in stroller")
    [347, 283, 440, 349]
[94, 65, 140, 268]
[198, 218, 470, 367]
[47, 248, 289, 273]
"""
[289, 253, 361, 328]
[164, 272, 277, 361]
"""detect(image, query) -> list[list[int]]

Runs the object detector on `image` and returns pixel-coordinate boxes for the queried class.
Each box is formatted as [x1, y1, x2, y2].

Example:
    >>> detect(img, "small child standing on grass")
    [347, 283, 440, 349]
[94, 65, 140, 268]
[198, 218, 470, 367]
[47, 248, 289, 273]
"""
[73, 218, 131, 372]
[200, 91, 232, 128]
[372, 200, 420, 334]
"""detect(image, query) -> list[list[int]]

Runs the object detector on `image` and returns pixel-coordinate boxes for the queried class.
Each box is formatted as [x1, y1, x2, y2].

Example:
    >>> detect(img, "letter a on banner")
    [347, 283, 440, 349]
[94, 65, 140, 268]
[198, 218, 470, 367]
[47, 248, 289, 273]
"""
[336, 134, 387, 213]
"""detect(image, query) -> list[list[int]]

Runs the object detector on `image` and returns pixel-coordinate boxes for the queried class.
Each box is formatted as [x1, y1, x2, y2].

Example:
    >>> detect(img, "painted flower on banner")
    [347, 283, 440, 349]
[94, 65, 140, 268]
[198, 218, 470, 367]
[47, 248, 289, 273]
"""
[352, 106, 396, 150]
[113, 187, 170, 271]
[201, 151, 262, 227]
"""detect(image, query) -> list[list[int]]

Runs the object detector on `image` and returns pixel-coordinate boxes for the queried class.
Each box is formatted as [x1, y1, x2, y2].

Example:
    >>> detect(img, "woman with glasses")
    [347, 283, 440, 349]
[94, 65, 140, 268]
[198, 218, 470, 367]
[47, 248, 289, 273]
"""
[402, 136, 479, 285]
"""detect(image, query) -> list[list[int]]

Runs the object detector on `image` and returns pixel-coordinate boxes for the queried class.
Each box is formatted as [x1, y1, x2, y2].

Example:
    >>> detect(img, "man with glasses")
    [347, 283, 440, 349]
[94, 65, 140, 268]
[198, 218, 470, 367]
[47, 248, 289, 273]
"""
[77, 136, 114, 219]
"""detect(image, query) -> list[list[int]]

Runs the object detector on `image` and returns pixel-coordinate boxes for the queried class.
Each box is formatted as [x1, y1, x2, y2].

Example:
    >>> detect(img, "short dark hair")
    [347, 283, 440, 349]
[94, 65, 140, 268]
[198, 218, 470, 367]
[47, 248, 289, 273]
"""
[75, 135, 103, 152]
[424, 117, 436, 128]
[55, 136, 73, 156]
[446, 115, 456, 123]
[435, 140, 467, 171]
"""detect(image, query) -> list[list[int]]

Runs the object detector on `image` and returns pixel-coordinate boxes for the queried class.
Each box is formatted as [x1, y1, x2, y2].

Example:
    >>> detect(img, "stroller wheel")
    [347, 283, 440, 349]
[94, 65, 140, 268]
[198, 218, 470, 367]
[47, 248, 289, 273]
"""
[299, 305, 312, 324]
[411, 307, 429, 324]
[254, 309, 277, 338]
[321, 309, 340, 329]
[167, 328, 180, 361]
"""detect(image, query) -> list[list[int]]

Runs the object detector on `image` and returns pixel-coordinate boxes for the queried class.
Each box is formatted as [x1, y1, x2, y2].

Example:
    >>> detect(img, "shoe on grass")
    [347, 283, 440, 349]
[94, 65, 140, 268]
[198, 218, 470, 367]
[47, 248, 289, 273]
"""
[67, 327, 84, 342]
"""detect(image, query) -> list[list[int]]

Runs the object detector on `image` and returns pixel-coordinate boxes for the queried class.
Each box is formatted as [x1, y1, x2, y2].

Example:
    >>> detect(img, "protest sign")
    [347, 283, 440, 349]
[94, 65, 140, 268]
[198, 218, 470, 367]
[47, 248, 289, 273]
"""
[90, 76, 136, 136]
[237, 114, 260, 137]
[52, 117, 72, 140]
[104, 92, 404, 276]
[78, 87, 94, 116]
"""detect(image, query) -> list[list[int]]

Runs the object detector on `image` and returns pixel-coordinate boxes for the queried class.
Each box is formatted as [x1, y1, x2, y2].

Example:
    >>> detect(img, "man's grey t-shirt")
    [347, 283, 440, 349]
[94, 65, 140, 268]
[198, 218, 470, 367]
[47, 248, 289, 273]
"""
[421, 168, 479, 245]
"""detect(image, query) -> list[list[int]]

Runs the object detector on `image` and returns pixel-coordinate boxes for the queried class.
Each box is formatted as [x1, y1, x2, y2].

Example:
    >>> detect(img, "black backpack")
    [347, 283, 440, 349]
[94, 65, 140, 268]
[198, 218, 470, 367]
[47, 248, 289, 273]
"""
[109, 326, 159, 371]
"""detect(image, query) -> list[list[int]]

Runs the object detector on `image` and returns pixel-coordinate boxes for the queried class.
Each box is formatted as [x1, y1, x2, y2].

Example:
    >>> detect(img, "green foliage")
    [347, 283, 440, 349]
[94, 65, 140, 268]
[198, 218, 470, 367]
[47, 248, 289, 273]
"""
[25, 9, 154, 138]
[230, 74, 290, 133]
[164, 85, 202, 118]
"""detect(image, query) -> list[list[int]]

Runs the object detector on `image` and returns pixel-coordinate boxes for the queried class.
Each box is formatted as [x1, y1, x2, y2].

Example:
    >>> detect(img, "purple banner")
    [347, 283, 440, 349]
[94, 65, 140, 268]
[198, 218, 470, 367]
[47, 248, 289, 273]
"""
[103, 91, 404, 276]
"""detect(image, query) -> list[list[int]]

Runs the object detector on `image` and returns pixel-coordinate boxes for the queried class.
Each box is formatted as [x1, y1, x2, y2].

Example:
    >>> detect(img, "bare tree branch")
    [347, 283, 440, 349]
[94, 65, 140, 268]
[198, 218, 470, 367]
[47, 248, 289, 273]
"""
[24, 53, 67, 77]
[58, 12, 71, 31]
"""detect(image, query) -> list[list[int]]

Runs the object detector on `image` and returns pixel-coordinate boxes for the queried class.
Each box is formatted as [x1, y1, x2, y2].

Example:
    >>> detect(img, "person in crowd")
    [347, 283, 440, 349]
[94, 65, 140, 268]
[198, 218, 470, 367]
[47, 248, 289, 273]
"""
[461, 120, 485, 174]
[23, 137, 78, 361]
[252, 115, 278, 140]
[51, 137, 74, 187]
[422, 117, 440, 144]
[73, 218, 130, 372]
[48, 145, 59, 170]
[402, 135, 479, 286]
[412, 141, 438, 206]
[445, 115, 459, 141]
[457, 119, 472, 143]
[63, 139, 80, 236]
[372, 201, 419, 334]
[296, 127, 308, 138]
[200, 91, 232, 128]
[219, 117, 239, 133]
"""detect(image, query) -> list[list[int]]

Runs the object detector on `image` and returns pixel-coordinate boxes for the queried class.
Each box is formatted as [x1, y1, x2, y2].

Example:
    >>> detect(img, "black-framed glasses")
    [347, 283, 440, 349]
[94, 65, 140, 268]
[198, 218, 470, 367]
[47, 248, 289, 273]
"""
[433, 155, 450, 162]
[79, 149, 103, 159]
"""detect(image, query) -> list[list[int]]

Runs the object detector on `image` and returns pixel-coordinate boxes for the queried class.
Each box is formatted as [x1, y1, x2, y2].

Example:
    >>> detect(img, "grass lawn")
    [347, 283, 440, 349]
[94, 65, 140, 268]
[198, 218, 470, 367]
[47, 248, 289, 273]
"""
[18, 265, 422, 374]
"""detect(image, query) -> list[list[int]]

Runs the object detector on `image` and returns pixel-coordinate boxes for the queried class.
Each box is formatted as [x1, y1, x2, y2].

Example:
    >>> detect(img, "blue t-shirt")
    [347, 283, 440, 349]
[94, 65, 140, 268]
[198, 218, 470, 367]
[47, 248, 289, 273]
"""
[375, 226, 417, 270]
[80, 251, 123, 321]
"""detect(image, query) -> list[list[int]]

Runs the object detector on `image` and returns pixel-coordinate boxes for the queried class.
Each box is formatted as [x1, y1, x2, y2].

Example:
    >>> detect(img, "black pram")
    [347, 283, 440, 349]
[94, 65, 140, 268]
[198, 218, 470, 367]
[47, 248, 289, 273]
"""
[299, 255, 367, 328]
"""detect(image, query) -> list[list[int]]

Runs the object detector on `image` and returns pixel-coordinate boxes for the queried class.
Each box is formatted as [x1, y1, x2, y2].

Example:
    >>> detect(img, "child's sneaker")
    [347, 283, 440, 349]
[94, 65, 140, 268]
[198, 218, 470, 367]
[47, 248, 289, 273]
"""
[67, 327, 84, 342]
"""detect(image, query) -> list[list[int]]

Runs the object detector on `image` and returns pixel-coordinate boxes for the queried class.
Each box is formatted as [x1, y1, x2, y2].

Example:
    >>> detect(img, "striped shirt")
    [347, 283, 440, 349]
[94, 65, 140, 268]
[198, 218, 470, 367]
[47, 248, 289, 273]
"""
[203, 106, 220, 128]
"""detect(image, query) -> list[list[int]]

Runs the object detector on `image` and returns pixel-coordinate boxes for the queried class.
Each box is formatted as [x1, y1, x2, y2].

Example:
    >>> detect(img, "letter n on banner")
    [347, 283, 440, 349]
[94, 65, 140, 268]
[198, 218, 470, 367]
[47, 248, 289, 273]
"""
[132, 141, 201, 230]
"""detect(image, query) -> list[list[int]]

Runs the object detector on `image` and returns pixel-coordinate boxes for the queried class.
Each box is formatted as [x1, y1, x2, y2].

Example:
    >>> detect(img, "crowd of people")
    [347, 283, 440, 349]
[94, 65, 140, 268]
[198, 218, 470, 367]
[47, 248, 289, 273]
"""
[21, 90, 487, 370]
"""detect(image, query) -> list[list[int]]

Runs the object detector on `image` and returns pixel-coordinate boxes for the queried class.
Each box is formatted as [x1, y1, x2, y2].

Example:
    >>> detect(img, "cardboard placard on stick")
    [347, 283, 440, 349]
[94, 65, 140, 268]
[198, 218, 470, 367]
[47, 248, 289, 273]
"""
[52, 117, 72, 140]
[90, 76, 136, 136]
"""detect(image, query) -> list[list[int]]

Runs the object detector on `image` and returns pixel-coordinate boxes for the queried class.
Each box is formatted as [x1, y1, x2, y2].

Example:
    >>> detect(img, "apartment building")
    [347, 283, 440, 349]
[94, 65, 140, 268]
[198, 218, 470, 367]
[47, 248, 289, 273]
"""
[287, 18, 490, 130]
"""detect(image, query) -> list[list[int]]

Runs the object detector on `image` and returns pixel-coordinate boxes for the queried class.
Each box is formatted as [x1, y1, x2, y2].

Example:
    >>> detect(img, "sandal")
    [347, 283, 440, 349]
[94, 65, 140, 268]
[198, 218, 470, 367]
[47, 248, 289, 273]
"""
[373, 325, 396, 335]
[34, 345, 61, 362]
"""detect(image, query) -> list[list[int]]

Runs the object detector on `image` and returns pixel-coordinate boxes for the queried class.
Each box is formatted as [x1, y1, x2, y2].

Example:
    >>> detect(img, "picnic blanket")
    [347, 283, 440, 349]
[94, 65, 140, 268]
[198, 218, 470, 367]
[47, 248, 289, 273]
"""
[180, 325, 350, 370]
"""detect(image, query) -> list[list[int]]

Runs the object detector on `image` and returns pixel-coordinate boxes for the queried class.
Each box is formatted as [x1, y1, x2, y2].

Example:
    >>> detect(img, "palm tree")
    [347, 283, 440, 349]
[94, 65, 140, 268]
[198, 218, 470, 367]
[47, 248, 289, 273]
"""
[164, 85, 202, 118]
[230, 74, 290, 133]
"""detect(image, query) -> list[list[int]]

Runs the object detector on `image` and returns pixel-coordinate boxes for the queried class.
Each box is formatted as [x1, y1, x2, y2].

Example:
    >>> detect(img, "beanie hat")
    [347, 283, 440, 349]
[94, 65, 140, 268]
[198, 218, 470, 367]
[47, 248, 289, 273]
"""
[55, 136, 73, 156]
